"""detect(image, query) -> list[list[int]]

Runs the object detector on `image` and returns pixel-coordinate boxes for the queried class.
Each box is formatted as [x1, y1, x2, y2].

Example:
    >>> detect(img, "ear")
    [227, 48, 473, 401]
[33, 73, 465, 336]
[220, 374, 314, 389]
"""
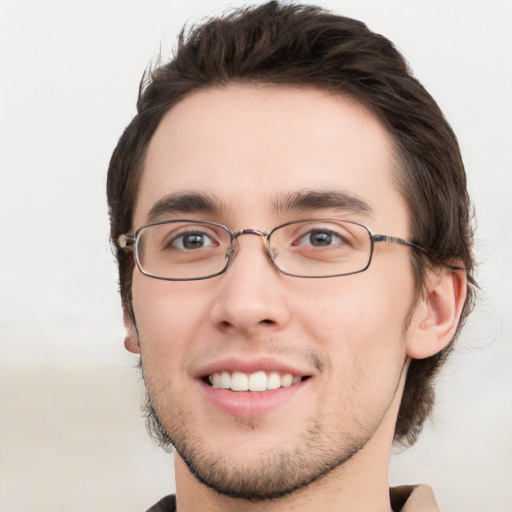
[406, 265, 467, 359]
[123, 309, 141, 354]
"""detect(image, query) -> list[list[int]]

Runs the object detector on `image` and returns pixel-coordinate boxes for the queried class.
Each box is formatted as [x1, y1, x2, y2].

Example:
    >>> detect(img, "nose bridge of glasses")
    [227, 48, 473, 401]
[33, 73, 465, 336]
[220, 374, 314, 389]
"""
[229, 228, 274, 260]
[231, 228, 268, 239]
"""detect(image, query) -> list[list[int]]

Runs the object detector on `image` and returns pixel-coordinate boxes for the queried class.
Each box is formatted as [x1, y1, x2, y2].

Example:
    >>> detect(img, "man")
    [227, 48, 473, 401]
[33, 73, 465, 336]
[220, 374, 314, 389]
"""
[107, 2, 475, 511]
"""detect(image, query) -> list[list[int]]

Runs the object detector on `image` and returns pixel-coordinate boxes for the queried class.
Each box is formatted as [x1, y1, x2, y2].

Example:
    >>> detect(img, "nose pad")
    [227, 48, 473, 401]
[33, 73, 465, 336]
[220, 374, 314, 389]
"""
[224, 239, 239, 269]
[226, 240, 238, 259]
[267, 243, 279, 261]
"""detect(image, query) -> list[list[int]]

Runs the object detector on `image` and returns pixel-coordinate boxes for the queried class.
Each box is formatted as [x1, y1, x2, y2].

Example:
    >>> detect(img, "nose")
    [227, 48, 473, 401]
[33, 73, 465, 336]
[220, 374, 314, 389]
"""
[209, 231, 292, 336]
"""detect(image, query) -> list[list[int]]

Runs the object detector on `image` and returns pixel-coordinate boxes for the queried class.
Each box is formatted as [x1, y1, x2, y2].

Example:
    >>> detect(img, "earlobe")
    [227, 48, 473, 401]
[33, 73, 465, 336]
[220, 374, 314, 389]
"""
[406, 265, 467, 359]
[124, 331, 140, 354]
[124, 310, 141, 354]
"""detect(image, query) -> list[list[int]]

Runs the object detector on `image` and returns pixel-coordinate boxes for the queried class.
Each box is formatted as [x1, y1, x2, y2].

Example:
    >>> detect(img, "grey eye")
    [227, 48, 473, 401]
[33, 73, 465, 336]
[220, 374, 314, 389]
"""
[170, 231, 215, 250]
[298, 229, 343, 247]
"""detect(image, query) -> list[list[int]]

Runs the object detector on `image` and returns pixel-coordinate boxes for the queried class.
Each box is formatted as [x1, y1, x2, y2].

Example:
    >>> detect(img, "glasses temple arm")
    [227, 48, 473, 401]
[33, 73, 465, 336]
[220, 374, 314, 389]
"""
[372, 235, 464, 271]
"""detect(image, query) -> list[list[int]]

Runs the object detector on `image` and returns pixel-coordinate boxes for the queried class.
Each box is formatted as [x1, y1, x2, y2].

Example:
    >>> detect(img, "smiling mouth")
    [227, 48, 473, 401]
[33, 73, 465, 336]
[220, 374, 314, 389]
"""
[205, 371, 309, 392]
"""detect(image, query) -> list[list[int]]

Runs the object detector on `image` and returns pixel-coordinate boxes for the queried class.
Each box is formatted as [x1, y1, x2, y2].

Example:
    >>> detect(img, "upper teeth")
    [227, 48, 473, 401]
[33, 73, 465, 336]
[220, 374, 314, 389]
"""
[209, 371, 302, 392]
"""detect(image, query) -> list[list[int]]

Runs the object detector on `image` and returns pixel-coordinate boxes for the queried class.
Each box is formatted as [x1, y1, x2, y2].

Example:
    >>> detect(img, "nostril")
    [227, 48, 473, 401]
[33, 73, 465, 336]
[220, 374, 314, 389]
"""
[261, 319, 273, 324]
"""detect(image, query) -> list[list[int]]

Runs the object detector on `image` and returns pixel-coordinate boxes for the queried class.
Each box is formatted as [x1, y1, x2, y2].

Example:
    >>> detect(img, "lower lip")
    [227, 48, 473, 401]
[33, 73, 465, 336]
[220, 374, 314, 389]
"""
[199, 379, 309, 418]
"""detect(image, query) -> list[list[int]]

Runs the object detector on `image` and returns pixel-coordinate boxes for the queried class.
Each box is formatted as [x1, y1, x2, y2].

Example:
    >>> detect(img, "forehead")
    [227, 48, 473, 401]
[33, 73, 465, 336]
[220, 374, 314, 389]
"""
[135, 84, 408, 232]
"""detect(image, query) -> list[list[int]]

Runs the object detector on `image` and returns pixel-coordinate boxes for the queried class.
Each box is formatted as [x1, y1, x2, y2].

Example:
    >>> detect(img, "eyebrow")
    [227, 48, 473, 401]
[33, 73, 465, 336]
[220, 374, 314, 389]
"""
[146, 189, 372, 224]
[272, 190, 373, 217]
[147, 192, 223, 222]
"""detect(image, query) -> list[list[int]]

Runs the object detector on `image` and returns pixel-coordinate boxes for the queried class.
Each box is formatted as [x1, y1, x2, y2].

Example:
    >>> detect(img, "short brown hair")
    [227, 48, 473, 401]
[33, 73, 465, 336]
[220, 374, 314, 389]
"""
[107, 1, 476, 445]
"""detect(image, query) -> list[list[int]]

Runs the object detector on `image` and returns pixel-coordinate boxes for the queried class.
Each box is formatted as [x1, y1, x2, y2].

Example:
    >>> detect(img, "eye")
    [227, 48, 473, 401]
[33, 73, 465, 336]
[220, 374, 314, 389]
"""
[296, 229, 345, 248]
[169, 230, 216, 250]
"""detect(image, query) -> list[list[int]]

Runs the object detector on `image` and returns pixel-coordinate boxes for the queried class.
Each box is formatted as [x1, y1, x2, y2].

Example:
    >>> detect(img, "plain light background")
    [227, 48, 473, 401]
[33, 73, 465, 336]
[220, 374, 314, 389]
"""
[1, 1, 511, 511]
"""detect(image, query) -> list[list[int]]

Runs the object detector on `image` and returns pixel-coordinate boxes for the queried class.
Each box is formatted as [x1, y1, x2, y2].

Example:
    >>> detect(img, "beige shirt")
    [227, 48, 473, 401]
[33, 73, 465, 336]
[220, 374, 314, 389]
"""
[390, 485, 441, 511]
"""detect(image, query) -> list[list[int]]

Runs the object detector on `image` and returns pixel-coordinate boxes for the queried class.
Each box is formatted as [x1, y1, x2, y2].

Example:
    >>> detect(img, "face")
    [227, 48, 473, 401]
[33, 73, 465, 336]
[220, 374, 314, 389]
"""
[128, 85, 418, 500]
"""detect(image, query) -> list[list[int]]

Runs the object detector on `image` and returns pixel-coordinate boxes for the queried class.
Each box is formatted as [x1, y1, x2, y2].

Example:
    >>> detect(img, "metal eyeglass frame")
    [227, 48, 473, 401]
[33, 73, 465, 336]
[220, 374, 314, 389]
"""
[116, 218, 437, 281]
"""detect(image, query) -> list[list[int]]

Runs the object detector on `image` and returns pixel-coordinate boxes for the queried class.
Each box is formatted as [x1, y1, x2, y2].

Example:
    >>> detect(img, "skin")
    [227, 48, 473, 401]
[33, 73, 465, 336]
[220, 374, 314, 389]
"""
[125, 84, 466, 512]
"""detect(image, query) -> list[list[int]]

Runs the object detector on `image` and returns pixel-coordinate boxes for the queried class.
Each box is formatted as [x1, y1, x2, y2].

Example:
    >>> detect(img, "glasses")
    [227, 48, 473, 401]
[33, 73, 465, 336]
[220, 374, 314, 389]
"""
[117, 218, 429, 281]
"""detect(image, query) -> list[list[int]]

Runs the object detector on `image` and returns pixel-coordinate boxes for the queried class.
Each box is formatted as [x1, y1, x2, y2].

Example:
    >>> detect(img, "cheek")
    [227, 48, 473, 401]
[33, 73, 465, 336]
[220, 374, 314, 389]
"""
[298, 272, 412, 337]
[310, 283, 410, 414]
[132, 275, 211, 358]
[295, 270, 413, 374]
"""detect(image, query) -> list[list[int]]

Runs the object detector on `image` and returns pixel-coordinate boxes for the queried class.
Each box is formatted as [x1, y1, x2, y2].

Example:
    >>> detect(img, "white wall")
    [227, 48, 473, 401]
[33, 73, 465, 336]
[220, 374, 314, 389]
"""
[1, 1, 511, 511]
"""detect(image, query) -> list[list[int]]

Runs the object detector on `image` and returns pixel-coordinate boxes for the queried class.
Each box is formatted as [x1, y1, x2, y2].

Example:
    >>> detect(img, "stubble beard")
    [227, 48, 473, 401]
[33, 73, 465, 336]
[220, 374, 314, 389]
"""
[139, 363, 400, 502]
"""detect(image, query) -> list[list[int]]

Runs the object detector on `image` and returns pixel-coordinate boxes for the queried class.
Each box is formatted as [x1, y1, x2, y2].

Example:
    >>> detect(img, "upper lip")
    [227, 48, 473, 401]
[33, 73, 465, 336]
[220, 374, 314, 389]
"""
[195, 356, 315, 379]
